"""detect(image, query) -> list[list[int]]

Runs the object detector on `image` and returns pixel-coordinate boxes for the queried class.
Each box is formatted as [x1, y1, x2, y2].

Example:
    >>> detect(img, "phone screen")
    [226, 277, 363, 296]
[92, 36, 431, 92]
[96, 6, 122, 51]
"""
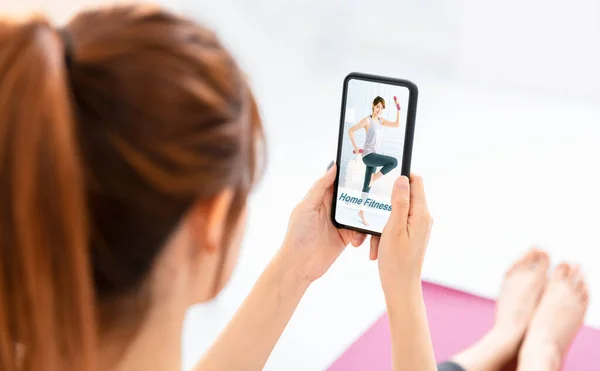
[334, 76, 412, 234]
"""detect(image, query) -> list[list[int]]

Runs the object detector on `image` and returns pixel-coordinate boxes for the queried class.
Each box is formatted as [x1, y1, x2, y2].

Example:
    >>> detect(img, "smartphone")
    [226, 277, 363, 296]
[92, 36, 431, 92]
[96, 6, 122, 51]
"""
[331, 72, 418, 236]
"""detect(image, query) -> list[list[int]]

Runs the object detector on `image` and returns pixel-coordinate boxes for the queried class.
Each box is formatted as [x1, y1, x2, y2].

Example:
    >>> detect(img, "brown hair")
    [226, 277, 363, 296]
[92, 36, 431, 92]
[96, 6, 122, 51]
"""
[0, 5, 264, 371]
[372, 96, 385, 109]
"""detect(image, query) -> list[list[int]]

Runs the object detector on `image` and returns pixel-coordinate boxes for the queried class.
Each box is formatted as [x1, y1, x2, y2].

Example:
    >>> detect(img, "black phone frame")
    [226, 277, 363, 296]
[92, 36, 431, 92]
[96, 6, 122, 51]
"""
[331, 72, 419, 237]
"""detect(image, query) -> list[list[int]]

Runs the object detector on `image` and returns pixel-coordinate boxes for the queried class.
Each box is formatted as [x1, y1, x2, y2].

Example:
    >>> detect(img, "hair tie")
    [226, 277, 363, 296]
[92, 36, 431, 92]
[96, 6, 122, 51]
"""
[57, 28, 73, 69]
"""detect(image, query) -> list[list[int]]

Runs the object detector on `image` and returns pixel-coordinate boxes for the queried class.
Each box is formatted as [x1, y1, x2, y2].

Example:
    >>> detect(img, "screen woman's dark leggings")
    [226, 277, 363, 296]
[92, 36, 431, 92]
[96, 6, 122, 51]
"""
[437, 362, 465, 371]
[361, 153, 399, 193]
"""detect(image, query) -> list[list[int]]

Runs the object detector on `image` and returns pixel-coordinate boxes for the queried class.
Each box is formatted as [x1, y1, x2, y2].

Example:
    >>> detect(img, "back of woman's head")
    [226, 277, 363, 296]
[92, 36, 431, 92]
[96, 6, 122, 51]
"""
[0, 5, 263, 370]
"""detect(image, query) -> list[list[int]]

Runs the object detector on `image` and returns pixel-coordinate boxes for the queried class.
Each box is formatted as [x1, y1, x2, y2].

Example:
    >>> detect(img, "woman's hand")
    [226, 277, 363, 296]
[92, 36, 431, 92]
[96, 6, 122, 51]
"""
[373, 175, 437, 371]
[196, 163, 366, 371]
[370, 175, 432, 290]
[281, 162, 367, 283]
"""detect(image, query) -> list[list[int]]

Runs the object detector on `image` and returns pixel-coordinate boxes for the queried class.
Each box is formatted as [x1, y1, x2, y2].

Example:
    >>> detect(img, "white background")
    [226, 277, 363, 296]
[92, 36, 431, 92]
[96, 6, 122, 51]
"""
[3, 1, 600, 371]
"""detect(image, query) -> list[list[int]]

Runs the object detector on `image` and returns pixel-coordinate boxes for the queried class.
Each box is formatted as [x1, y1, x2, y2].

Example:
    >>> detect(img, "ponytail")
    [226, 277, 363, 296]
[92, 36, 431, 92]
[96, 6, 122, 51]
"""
[0, 19, 96, 371]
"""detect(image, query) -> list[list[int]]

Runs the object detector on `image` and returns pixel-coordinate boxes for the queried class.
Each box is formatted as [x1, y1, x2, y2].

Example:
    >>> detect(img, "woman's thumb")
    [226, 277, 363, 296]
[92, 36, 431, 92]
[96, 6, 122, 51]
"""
[385, 176, 410, 232]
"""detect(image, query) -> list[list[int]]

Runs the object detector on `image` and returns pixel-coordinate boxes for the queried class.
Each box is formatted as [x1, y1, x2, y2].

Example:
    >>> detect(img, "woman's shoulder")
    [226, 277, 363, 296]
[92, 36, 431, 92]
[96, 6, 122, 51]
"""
[359, 117, 370, 125]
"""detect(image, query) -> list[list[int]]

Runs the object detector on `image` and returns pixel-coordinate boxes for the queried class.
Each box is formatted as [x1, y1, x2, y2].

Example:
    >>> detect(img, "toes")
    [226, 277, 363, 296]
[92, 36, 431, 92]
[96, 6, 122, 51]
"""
[553, 262, 570, 280]
[581, 289, 590, 306]
[576, 279, 585, 292]
[505, 246, 548, 276]
[510, 247, 538, 271]
[566, 264, 581, 284]
[532, 249, 550, 272]
[511, 246, 548, 271]
[576, 279, 588, 298]
[551, 263, 590, 307]
[569, 264, 581, 284]
[521, 247, 539, 266]
[574, 272, 590, 303]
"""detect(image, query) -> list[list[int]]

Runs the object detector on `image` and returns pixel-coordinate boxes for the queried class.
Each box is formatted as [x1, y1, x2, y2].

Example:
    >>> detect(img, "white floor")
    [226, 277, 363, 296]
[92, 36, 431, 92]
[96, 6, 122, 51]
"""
[180, 4, 600, 371]
[335, 205, 389, 234]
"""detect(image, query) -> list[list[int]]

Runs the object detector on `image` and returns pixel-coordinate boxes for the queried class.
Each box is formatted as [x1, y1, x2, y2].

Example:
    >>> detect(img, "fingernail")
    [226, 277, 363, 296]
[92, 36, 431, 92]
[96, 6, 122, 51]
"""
[396, 176, 409, 190]
[327, 161, 334, 171]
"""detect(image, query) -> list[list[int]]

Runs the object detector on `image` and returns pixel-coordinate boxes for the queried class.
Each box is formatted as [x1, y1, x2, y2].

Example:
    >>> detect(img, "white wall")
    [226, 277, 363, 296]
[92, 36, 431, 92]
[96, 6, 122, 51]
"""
[184, 0, 600, 104]
[457, 0, 600, 101]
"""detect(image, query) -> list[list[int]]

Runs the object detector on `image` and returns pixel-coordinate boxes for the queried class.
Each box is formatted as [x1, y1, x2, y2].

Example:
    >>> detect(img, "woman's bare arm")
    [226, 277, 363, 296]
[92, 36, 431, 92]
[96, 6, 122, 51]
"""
[349, 118, 367, 151]
[382, 109, 400, 128]
[193, 248, 309, 371]
[194, 166, 367, 371]
[371, 176, 437, 371]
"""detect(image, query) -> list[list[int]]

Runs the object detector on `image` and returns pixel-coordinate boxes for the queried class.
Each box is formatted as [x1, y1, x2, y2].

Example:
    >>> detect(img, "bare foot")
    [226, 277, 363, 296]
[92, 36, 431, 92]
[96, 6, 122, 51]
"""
[452, 247, 549, 371]
[518, 263, 589, 371]
[496, 247, 550, 335]
[358, 210, 369, 226]
[369, 172, 382, 188]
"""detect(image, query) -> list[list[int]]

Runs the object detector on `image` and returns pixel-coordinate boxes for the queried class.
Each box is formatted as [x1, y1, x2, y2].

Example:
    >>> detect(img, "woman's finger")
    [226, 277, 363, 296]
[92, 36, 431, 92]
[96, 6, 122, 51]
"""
[351, 231, 367, 247]
[303, 162, 337, 207]
[337, 229, 353, 245]
[322, 182, 334, 214]
[338, 230, 366, 247]
[370, 236, 380, 260]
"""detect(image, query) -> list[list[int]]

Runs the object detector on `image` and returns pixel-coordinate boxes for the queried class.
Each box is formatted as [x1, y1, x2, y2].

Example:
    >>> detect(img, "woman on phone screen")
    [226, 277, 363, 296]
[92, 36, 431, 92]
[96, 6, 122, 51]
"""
[348, 95, 402, 226]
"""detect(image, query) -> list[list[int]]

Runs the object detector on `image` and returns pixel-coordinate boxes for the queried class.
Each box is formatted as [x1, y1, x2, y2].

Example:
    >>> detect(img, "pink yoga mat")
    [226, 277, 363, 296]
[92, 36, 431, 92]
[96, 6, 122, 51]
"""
[328, 282, 600, 371]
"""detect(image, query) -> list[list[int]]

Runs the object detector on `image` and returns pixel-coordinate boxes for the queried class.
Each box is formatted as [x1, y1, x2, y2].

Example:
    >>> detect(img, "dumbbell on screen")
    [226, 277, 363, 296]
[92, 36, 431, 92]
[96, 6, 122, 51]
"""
[393, 96, 401, 110]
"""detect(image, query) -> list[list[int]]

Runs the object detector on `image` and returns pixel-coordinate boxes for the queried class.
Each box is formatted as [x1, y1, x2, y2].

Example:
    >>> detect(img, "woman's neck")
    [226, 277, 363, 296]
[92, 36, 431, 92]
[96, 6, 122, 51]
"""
[97, 258, 191, 371]
[96, 225, 213, 371]
[98, 302, 186, 371]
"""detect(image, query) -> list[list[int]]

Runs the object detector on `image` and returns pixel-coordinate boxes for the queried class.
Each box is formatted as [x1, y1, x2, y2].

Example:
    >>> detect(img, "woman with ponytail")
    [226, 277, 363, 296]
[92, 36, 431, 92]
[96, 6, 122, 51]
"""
[0, 19, 95, 371]
[0, 6, 438, 371]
